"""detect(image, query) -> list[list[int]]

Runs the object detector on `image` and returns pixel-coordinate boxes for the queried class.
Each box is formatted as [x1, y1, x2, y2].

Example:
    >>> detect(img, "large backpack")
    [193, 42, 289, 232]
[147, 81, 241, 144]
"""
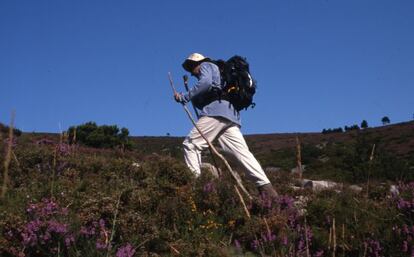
[215, 55, 257, 111]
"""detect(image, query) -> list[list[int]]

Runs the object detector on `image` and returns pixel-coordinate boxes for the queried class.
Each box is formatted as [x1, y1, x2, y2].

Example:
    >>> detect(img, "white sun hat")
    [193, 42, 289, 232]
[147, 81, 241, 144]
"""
[186, 53, 207, 62]
[182, 53, 210, 71]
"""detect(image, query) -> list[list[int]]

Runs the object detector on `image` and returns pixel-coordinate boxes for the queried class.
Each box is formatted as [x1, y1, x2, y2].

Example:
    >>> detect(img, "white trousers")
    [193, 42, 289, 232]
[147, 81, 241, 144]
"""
[182, 116, 271, 187]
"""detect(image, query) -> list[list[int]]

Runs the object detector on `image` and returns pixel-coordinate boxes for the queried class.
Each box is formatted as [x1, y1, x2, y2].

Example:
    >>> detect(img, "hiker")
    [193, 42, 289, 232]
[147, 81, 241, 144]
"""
[174, 53, 278, 199]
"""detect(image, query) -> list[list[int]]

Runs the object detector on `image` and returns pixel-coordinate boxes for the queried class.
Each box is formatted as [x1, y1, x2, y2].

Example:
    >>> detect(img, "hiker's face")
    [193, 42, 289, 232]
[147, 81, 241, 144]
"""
[190, 65, 201, 77]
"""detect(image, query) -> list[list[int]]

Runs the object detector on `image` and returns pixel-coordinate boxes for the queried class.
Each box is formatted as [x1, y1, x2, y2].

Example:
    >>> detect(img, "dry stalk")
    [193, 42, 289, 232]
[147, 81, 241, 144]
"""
[11, 150, 21, 168]
[363, 240, 367, 257]
[263, 217, 277, 254]
[59, 131, 63, 145]
[50, 146, 58, 197]
[168, 243, 180, 255]
[234, 185, 251, 218]
[263, 217, 271, 236]
[106, 195, 121, 257]
[134, 238, 150, 251]
[228, 232, 233, 245]
[304, 216, 310, 257]
[1, 112, 15, 198]
[72, 127, 77, 157]
[342, 223, 345, 257]
[366, 144, 376, 197]
[73, 127, 77, 143]
[333, 217, 336, 257]
[328, 225, 332, 251]
[296, 136, 302, 179]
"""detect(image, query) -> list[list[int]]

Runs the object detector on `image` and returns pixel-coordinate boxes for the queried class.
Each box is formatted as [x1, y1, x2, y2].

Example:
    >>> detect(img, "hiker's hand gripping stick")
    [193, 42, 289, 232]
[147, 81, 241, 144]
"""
[169, 72, 186, 104]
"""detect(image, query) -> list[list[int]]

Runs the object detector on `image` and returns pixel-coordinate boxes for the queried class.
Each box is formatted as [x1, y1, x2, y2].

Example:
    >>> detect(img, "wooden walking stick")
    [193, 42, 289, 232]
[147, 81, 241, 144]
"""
[183, 75, 200, 119]
[168, 72, 252, 204]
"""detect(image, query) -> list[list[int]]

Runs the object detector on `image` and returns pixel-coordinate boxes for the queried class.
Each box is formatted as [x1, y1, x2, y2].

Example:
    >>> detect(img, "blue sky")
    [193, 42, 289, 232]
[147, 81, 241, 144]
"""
[1, 0, 413, 136]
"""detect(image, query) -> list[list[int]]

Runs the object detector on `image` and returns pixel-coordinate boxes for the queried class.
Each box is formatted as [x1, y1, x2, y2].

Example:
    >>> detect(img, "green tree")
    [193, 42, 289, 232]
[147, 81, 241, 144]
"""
[381, 116, 390, 125]
[361, 120, 368, 129]
[0, 122, 22, 136]
[68, 121, 132, 149]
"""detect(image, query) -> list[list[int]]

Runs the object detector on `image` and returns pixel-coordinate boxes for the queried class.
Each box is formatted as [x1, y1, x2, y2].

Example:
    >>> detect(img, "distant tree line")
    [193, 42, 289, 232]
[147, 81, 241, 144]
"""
[322, 116, 391, 134]
[0, 122, 22, 137]
[67, 121, 132, 149]
[322, 127, 343, 134]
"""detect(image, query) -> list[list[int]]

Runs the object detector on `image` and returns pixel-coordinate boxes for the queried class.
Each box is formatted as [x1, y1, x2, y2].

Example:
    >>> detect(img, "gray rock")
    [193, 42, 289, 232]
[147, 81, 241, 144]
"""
[348, 185, 363, 193]
[318, 156, 330, 163]
[291, 165, 306, 174]
[131, 162, 141, 168]
[265, 167, 281, 173]
[296, 178, 341, 192]
[201, 163, 220, 178]
[315, 142, 328, 149]
[389, 185, 399, 196]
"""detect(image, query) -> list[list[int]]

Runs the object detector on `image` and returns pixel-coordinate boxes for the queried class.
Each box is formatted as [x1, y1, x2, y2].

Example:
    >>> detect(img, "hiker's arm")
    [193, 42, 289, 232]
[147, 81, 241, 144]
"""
[183, 64, 212, 102]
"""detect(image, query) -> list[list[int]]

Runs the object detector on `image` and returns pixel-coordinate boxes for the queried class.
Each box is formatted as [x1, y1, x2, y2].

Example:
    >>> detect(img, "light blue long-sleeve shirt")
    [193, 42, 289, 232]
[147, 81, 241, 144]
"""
[183, 62, 241, 126]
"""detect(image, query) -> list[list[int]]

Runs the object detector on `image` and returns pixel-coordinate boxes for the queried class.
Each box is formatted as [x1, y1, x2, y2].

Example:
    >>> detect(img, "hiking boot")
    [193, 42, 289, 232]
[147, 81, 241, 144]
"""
[258, 183, 278, 199]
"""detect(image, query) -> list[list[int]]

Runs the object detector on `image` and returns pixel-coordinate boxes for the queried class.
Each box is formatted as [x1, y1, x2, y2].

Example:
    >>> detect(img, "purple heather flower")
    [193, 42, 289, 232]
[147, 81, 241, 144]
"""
[57, 143, 72, 156]
[65, 234, 75, 247]
[6, 230, 13, 238]
[281, 235, 288, 246]
[403, 224, 410, 234]
[261, 231, 276, 242]
[297, 239, 305, 251]
[96, 241, 108, 250]
[80, 225, 96, 236]
[116, 243, 136, 257]
[365, 239, 383, 257]
[402, 240, 408, 252]
[277, 195, 295, 210]
[8, 247, 25, 257]
[251, 239, 260, 250]
[234, 239, 241, 249]
[47, 220, 68, 234]
[26, 203, 37, 214]
[259, 193, 273, 209]
[40, 232, 51, 243]
[61, 207, 68, 215]
[36, 138, 54, 145]
[56, 161, 69, 174]
[203, 181, 215, 193]
[314, 250, 324, 257]
[99, 218, 106, 228]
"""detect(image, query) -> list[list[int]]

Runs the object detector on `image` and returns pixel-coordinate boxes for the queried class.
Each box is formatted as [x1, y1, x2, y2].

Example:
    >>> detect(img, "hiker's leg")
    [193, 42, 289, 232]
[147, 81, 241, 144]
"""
[183, 116, 227, 177]
[217, 125, 271, 187]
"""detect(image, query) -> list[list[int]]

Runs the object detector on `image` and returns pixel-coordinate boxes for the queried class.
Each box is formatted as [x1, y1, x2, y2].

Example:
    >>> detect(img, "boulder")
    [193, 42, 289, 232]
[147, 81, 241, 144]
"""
[349, 185, 363, 193]
[201, 163, 220, 178]
[265, 166, 281, 173]
[291, 165, 306, 175]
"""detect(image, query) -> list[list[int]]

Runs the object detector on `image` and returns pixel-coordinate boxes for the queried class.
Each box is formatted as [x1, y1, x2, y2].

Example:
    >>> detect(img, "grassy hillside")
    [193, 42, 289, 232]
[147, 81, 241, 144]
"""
[0, 121, 413, 256]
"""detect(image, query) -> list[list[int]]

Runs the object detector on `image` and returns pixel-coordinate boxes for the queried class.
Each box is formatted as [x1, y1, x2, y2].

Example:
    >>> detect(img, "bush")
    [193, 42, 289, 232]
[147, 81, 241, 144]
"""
[0, 122, 22, 137]
[322, 127, 343, 134]
[344, 124, 360, 132]
[67, 122, 132, 149]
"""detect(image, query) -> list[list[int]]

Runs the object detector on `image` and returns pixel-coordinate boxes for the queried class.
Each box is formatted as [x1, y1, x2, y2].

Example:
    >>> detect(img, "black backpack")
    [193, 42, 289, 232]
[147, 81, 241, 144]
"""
[215, 55, 257, 111]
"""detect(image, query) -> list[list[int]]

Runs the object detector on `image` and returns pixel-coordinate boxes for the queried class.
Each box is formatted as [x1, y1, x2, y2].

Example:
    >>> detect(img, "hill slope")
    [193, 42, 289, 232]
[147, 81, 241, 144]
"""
[1, 120, 413, 256]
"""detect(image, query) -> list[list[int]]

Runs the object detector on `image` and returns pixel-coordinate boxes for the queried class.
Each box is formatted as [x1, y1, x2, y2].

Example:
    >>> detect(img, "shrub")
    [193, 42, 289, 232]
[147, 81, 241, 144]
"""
[67, 122, 132, 149]
[322, 127, 343, 134]
[344, 124, 360, 132]
[0, 122, 22, 137]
